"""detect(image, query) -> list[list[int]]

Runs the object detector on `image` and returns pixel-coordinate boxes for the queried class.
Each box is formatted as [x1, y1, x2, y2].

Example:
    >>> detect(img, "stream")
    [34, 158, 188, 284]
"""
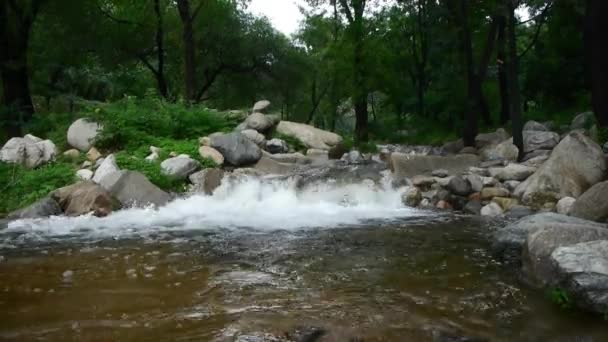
[1, 176, 607, 341]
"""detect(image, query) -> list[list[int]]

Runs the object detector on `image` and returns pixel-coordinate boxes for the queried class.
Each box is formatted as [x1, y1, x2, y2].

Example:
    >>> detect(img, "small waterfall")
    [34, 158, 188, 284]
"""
[4, 172, 427, 240]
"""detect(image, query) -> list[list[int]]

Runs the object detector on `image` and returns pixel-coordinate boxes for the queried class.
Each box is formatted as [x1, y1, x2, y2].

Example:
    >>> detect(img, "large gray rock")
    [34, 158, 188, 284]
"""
[51, 181, 118, 217]
[98, 170, 170, 208]
[241, 129, 267, 146]
[265, 138, 289, 154]
[441, 139, 464, 154]
[0, 137, 57, 168]
[571, 112, 595, 131]
[276, 121, 343, 150]
[550, 240, 608, 314]
[189, 168, 224, 195]
[523, 120, 549, 132]
[245, 113, 275, 132]
[475, 128, 509, 149]
[252, 100, 271, 113]
[447, 176, 472, 196]
[523, 223, 608, 286]
[160, 155, 200, 179]
[488, 163, 536, 181]
[92, 154, 119, 184]
[391, 153, 479, 179]
[253, 156, 297, 175]
[198, 146, 224, 166]
[556, 197, 576, 215]
[523, 131, 560, 153]
[401, 186, 422, 207]
[67, 118, 101, 151]
[480, 139, 519, 162]
[514, 132, 606, 205]
[571, 181, 608, 222]
[7, 197, 62, 220]
[210, 132, 262, 166]
[492, 213, 607, 263]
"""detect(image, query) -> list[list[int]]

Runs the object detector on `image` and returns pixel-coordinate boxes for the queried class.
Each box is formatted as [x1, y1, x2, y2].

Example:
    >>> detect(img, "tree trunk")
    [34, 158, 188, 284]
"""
[154, 0, 169, 99]
[458, 0, 478, 147]
[585, 0, 608, 127]
[177, 0, 196, 103]
[497, 14, 510, 125]
[0, 5, 34, 138]
[507, 0, 524, 159]
[477, 18, 499, 126]
[352, 1, 368, 143]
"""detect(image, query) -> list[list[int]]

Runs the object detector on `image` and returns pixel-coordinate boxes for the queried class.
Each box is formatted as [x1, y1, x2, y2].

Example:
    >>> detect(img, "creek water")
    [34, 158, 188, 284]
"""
[1, 176, 607, 341]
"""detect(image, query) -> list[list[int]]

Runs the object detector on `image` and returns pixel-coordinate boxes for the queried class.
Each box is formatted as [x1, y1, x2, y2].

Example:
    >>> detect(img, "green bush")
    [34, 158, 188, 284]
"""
[0, 162, 76, 216]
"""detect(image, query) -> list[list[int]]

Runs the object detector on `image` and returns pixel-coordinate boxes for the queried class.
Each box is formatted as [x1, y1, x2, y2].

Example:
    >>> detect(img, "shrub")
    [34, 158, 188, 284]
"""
[0, 162, 76, 216]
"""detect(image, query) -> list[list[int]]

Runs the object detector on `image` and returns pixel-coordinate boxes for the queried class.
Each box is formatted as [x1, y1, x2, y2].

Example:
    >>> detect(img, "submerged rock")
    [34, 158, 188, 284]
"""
[189, 168, 224, 195]
[7, 197, 62, 220]
[401, 186, 422, 207]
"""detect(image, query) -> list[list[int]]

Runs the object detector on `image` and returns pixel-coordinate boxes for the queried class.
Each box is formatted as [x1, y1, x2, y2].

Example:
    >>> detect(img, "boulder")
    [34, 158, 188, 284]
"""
[265, 152, 310, 164]
[550, 240, 608, 314]
[480, 187, 510, 200]
[210, 132, 262, 166]
[464, 174, 483, 192]
[488, 163, 536, 181]
[199, 146, 224, 166]
[245, 113, 275, 132]
[265, 138, 289, 154]
[492, 213, 607, 263]
[67, 118, 101, 151]
[480, 139, 519, 162]
[556, 197, 576, 215]
[92, 154, 119, 184]
[475, 128, 509, 149]
[464, 200, 482, 215]
[522, 153, 550, 167]
[514, 132, 606, 205]
[411, 175, 435, 187]
[523, 223, 608, 287]
[253, 156, 297, 175]
[442, 139, 464, 154]
[481, 202, 504, 217]
[432, 169, 449, 178]
[391, 153, 479, 179]
[86, 147, 101, 162]
[276, 121, 343, 150]
[447, 176, 472, 196]
[252, 100, 271, 113]
[504, 180, 522, 192]
[7, 197, 62, 220]
[81, 161, 93, 168]
[189, 168, 225, 195]
[98, 170, 170, 207]
[523, 120, 549, 132]
[161, 155, 201, 179]
[523, 131, 560, 153]
[199, 136, 211, 147]
[241, 129, 267, 146]
[571, 111, 595, 131]
[23, 134, 43, 143]
[0, 137, 57, 168]
[401, 186, 422, 207]
[570, 181, 608, 222]
[76, 169, 94, 181]
[51, 181, 118, 217]
[63, 149, 80, 160]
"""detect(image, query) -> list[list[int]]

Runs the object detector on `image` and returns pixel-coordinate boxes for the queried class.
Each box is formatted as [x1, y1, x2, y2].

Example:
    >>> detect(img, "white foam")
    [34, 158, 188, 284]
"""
[4, 174, 427, 239]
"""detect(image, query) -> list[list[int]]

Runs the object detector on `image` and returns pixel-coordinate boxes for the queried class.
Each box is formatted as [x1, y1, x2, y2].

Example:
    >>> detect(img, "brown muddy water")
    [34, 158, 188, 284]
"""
[1, 215, 607, 341]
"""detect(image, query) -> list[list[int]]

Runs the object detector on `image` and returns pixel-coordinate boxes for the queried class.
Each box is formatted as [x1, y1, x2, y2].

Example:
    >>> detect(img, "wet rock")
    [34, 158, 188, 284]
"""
[189, 168, 224, 195]
[492, 213, 606, 263]
[86, 147, 101, 161]
[505, 205, 535, 220]
[556, 197, 576, 215]
[432, 169, 449, 178]
[475, 128, 509, 149]
[76, 169, 94, 181]
[252, 99, 271, 113]
[514, 132, 606, 205]
[253, 156, 297, 175]
[480, 139, 519, 162]
[523, 131, 560, 153]
[401, 186, 422, 207]
[51, 181, 118, 217]
[245, 112, 275, 132]
[391, 153, 479, 179]
[92, 154, 119, 184]
[199, 146, 224, 166]
[503, 180, 521, 192]
[488, 163, 536, 181]
[412, 175, 436, 187]
[459, 146, 477, 155]
[464, 200, 482, 215]
[7, 197, 62, 220]
[481, 202, 504, 217]
[241, 129, 267, 146]
[342, 150, 364, 164]
[523, 120, 549, 132]
[480, 187, 510, 200]
[265, 138, 289, 154]
[571, 181, 608, 222]
[0, 137, 57, 168]
[447, 176, 472, 196]
[161, 155, 200, 179]
[276, 121, 343, 150]
[67, 118, 101, 151]
[98, 170, 170, 208]
[523, 222, 608, 286]
[211, 132, 262, 166]
[550, 240, 608, 315]
[436, 200, 453, 210]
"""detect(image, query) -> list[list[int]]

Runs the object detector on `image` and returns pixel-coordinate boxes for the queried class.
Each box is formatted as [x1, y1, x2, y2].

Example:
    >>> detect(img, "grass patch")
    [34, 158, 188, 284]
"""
[548, 287, 573, 310]
[0, 162, 76, 217]
[113, 152, 188, 193]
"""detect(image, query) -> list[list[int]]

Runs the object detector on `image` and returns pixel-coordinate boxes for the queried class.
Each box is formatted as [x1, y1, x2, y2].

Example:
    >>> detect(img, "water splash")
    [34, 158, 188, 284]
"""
[3, 173, 427, 239]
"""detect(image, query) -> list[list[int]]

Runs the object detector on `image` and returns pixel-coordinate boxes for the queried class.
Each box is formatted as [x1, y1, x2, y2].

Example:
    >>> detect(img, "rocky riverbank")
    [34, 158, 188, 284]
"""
[2, 104, 608, 316]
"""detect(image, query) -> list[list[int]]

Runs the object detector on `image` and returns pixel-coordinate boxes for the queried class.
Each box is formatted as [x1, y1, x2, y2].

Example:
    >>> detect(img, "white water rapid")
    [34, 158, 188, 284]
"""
[3, 173, 428, 239]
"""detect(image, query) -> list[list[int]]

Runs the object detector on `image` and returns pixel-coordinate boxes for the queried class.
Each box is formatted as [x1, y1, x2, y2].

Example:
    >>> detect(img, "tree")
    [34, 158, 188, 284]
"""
[176, 0, 200, 103]
[506, 0, 523, 159]
[585, 0, 608, 127]
[0, 0, 47, 137]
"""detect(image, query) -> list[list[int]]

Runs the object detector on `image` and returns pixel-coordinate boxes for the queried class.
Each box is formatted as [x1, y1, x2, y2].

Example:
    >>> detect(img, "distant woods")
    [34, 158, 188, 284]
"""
[0, 0, 606, 148]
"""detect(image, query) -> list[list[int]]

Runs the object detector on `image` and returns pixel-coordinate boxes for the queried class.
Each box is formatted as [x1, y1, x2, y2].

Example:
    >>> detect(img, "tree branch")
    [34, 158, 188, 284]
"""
[97, 4, 146, 27]
[338, 0, 354, 23]
[517, 4, 552, 59]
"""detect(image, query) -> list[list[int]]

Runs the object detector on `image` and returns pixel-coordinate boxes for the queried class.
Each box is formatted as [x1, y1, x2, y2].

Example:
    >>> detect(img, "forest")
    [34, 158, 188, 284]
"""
[1, 0, 605, 151]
